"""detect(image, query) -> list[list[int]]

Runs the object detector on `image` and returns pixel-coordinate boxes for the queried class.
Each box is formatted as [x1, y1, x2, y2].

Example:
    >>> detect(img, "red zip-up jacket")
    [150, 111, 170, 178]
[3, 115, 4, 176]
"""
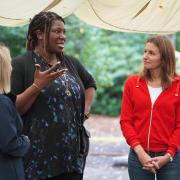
[120, 75, 180, 157]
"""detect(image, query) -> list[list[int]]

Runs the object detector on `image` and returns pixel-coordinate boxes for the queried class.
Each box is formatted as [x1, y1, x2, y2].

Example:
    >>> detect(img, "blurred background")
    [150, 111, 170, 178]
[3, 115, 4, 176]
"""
[1, 14, 180, 117]
[1, 14, 180, 180]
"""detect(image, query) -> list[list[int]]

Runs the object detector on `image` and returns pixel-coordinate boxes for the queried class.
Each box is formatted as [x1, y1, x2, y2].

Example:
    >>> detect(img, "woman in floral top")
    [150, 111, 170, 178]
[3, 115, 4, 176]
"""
[11, 11, 96, 180]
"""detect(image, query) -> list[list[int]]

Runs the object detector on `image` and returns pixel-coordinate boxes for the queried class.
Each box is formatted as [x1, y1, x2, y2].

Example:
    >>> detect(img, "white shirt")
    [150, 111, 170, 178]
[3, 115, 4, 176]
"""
[148, 85, 162, 105]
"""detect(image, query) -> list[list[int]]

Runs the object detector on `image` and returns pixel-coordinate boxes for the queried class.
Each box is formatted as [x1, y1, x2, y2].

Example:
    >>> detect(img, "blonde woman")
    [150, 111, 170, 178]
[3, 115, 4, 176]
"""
[0, 44, 30, 180]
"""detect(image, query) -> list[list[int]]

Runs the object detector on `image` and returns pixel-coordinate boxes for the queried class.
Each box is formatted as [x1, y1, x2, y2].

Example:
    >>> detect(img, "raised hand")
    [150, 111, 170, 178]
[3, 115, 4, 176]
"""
[33, 62, 67, 89]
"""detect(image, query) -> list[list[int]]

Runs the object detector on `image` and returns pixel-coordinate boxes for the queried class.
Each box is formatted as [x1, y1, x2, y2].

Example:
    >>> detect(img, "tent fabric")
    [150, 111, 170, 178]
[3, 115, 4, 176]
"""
[0, 0, 83, 27]
[74, 0, 180, 34]
[0, 0, 180, 34]
[50, 0, 84, 17]
[0, 0, 60, 27]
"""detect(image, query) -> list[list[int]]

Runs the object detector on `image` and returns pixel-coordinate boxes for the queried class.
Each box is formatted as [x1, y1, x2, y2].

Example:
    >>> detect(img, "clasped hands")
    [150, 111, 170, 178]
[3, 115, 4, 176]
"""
[139, 151, 170, 174]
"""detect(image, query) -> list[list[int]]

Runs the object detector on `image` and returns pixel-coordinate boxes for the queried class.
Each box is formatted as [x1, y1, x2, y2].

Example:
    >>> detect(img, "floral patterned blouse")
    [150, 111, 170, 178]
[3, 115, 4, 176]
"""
[11, 52, 96, 179]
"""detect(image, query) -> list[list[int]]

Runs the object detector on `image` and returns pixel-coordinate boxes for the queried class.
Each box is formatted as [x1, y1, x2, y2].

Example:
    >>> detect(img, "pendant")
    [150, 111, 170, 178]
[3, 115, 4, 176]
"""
[65, 90, 71, 96]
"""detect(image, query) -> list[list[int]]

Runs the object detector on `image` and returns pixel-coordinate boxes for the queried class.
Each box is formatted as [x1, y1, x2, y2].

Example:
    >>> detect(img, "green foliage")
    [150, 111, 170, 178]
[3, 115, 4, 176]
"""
[1, 16, 179, 116]
[176, 32, 180, 52]
[65, 15, 151, 116]
[0, 26, 28, 57]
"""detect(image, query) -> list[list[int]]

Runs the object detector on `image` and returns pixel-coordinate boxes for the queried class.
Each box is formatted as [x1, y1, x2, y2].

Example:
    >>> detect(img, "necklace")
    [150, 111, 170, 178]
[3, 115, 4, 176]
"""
[58, 53, 72, 97]
[63, 73, 71, 96]
[59, 60, 71, 97]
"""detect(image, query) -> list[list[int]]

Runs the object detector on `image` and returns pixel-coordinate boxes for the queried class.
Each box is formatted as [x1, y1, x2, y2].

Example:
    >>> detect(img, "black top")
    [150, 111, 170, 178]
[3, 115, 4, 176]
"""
[4, 92, 17, 104]
[11, 51, 96, 179]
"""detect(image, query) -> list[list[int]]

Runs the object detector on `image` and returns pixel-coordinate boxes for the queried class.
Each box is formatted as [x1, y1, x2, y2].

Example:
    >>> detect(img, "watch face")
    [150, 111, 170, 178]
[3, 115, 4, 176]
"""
[166, 153, 173, 162]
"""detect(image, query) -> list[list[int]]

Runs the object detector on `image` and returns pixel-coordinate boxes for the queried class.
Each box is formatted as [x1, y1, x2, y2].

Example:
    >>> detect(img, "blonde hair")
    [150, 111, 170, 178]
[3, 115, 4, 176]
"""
[0, 44, 12, 93]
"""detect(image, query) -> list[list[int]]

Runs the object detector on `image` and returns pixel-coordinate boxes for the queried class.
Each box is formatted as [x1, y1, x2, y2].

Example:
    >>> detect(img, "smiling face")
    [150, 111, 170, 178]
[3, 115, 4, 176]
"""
[143, 42, 162, 71]
[47, 20, 66, 54]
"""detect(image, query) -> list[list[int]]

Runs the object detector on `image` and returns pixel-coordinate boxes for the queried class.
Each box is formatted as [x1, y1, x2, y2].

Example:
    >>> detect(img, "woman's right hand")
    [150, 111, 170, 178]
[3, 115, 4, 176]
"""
[134, 145, 156, 174]
[15, 62, 67, 115]
[33, 62, 67, 89]
[139, 151, 157, 174]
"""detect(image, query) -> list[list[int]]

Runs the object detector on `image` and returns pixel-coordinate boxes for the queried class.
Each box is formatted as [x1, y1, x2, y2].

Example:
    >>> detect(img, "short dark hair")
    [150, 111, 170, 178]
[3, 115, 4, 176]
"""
[26, 11, 64, 50]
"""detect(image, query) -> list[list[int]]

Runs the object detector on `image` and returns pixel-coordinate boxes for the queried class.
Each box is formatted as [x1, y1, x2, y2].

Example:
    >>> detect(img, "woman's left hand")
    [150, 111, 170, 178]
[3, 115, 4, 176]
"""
[143, 154, 170, 170]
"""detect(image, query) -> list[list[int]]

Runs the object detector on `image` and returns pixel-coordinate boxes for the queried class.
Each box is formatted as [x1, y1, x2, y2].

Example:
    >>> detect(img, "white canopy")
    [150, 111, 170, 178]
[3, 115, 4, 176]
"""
[74, 0, 180, 34]
[0, 0, 180, 34]
[0, 0, 83, 26]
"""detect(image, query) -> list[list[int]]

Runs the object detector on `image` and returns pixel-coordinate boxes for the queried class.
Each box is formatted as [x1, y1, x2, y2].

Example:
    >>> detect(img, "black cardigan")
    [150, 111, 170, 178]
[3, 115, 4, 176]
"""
[11, 51, 96, 122]
[11, 51, 96, 94]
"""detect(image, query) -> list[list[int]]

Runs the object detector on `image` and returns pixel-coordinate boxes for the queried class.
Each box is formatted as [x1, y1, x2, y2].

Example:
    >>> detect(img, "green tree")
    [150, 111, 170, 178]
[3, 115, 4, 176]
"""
[65, 15, 151, 115]
[0, 26, 27, 57]
[1, 15, 179, 116]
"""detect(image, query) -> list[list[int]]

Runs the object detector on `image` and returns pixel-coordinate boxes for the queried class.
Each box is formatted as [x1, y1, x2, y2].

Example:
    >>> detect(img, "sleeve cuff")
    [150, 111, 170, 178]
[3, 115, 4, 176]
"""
[166, 147, 176, 157]
[131, 142, 140, 148]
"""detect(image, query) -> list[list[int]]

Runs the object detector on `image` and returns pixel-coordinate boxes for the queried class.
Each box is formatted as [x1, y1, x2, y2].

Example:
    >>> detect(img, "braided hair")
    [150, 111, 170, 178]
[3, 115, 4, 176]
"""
[26, 11, 64, 51]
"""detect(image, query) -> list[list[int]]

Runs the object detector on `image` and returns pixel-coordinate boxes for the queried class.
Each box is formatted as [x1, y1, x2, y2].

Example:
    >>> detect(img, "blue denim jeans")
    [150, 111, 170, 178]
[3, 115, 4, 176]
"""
[128, 148, 180, 180]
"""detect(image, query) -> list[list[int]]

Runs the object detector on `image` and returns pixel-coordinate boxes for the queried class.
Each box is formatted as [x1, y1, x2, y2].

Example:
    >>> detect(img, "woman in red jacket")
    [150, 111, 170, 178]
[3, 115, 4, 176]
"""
[120, 36, 180, 180]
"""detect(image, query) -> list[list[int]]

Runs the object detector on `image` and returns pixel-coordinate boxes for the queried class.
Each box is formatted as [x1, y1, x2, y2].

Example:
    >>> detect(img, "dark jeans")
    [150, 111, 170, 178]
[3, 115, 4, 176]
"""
[42, 173, 83, 180]
[128, 149, 180, 180]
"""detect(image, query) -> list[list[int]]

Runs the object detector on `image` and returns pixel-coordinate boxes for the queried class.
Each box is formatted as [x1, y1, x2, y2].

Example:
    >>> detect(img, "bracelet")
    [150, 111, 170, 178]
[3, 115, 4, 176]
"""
[32, 83, 41, 90]
[84, 113, 90, 120]
[166, 153, 173, 162]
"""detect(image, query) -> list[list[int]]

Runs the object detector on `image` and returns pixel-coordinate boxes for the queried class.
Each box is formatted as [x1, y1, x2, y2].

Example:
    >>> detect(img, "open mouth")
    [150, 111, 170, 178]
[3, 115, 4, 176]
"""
[57, 43, 64, 48]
